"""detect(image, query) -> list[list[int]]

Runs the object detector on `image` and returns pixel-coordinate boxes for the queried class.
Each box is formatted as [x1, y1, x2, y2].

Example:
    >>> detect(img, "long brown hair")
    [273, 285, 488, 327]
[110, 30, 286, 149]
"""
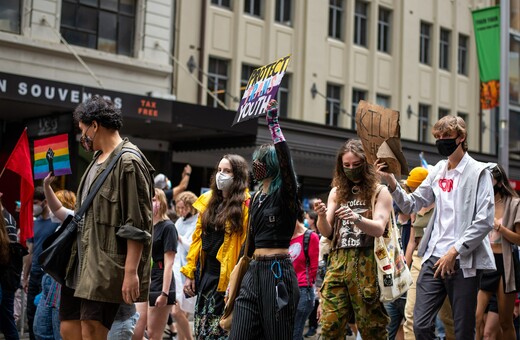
[201, 154, 249, 234]
[331, 139, 379, 204]
[0, 201, 10, 265]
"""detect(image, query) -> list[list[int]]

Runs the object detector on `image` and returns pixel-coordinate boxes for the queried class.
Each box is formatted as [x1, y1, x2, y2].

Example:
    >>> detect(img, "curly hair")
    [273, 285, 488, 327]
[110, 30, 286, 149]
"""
[55, 190, 76, 210]
[73, 95, 123, 130]
[201, 154, 249, 234]
[331, 139, 380, 204]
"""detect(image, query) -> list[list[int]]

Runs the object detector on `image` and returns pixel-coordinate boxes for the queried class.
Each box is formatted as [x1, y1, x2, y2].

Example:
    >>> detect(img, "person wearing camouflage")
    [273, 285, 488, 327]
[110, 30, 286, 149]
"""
[314, 139, 391, 339]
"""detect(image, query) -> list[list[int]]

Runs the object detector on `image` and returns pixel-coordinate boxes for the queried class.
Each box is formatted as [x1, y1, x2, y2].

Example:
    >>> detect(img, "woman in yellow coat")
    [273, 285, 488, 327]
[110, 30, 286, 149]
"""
[181, 154, 250, 339]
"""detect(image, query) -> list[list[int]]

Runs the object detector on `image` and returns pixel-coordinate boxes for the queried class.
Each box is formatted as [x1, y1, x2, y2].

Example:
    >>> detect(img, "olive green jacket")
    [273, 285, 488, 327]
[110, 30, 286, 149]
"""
[67, 139, 155, 303]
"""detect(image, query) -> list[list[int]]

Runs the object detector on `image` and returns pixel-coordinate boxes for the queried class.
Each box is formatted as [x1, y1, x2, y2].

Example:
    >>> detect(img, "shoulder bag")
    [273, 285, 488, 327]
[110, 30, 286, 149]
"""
[372, 185, 413, 303]
[219, 192, 258, 331]
[38, 149, 140, 285]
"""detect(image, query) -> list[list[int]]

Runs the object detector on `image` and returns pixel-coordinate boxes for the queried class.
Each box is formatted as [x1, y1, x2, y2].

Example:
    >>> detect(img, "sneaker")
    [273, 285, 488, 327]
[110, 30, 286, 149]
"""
[304, 327, 317, 337]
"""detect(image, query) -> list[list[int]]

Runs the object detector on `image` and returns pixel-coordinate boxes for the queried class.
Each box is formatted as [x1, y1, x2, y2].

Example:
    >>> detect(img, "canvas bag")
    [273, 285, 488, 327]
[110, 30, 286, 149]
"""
[219, 192, 258, 331]
[372, 185, 413, 303]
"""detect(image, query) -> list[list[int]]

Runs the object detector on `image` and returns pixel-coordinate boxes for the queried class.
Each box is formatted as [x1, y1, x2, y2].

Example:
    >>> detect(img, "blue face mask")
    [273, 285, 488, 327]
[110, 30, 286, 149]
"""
[303, 219, 310, 228]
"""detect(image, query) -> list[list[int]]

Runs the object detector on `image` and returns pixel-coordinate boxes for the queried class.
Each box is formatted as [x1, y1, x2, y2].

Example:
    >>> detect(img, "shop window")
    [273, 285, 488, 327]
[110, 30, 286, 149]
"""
[60, 0, 136, 56]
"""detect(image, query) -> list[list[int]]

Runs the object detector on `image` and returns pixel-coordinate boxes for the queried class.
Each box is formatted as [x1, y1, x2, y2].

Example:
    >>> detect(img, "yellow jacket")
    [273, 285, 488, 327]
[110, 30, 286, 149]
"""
[180, 189, 250, 292]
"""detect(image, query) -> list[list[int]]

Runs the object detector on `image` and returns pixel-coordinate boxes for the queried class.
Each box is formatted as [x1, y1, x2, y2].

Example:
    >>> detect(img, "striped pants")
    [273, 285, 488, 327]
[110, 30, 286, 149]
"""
[229, 257, 299, 340]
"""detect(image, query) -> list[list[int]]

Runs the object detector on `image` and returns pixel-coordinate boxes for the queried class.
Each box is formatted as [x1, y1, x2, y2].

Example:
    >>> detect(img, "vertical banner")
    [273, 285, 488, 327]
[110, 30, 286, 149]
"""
[472, 6, 501, 109]
[33, 133, 72, 179]
[232, 55, 291, 125]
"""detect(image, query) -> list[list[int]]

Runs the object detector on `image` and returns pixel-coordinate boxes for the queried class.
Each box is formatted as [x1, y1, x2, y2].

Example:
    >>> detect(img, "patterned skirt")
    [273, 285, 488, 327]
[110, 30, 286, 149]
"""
[194, 256, 228, 339]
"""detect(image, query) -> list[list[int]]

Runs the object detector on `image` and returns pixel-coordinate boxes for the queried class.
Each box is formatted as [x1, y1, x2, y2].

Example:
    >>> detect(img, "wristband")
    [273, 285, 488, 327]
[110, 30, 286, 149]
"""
[161, 291, 169, 298]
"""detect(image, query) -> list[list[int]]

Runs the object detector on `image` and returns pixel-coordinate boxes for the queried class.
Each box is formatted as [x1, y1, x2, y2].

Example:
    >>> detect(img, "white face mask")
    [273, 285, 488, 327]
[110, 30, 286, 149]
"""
[216, 172, 233, 191]
[33, 204, 43, 217]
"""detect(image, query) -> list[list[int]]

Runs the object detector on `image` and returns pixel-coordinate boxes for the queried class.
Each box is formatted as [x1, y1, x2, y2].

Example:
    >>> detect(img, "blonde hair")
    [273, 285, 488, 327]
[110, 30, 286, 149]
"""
[432, 115, 468, 151]
[154, 188, 170, 221]
[175, 191, 198, 216]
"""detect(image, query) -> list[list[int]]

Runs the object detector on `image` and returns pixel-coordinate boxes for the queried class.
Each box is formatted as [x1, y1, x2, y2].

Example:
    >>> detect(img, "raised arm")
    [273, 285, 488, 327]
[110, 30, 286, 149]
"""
[43, 173, 72, 221]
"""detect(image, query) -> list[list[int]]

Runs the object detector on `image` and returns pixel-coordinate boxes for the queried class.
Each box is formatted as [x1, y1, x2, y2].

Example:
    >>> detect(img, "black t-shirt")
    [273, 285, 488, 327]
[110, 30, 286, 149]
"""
[250, 141, 299, 251]
[152, 220, 178, 263]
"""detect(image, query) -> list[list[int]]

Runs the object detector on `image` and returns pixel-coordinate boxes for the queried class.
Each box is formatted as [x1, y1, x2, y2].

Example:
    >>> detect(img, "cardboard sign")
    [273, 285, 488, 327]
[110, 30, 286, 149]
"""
[355, 100, 408, 177]
[232, 55, 291, 126]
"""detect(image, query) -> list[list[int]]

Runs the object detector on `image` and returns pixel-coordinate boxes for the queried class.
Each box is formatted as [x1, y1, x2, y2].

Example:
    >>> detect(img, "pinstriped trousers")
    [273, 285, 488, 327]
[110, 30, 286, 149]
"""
[229, 258, 299, 340]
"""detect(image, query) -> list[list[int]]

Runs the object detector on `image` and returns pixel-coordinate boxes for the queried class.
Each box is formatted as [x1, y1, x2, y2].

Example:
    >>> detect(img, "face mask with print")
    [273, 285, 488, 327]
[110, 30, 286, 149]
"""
[152, 201, 160, 216]
[33, 204, 43, 217]
[435, 138, 460, 157]
[343, 165, 364, 182]
[80, 124, 95, 152]
[303, 219, 310, 228]
[216, 172, 234, 191]
[252, 159, 268, 181]
[166, 179, 172, 190]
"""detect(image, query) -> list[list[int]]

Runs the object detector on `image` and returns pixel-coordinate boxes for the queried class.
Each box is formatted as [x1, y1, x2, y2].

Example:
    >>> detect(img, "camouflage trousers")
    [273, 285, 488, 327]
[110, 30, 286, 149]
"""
[320, 247, 389, 340]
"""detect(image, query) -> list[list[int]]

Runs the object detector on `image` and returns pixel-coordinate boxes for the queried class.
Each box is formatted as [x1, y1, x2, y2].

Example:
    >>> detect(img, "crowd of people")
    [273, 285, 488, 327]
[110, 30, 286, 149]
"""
[1, 96, 520, 340]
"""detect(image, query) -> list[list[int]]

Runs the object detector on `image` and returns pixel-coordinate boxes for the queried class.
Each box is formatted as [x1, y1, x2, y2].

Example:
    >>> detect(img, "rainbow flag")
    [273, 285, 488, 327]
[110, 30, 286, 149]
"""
[33, 134, 72, 179]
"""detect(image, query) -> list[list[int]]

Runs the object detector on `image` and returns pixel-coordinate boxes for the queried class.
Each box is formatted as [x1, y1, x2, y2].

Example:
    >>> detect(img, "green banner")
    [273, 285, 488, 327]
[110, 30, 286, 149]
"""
[472, 6, 501, 82]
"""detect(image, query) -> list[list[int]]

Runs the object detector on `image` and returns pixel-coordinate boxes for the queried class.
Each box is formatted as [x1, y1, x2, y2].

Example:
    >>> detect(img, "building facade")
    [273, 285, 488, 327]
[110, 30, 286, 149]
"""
[1, 0, 519, 209]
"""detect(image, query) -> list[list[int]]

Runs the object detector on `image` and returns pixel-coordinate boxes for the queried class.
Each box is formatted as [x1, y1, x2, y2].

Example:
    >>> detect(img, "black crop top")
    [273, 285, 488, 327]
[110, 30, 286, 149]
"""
[249, 141, 299, 252]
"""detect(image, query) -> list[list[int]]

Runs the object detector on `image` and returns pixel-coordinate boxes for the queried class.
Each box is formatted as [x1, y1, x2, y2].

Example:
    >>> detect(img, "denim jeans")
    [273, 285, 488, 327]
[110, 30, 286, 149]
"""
[107, 312, 140, 340]
[0, 287, 19, 339]
[293, 287, 315, 340]
[384, 297, 406, 340]
[34, 274, 61, 340]
[27, 269, 44, 340]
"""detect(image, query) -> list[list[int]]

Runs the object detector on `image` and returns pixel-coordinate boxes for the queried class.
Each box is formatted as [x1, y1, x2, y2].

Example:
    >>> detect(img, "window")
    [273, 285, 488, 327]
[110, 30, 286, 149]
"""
[351, 89, 366, 129]
[326, 84, 342, 127]
[211, 0, 231, 8]
[439, 28, 451, 70]
[378, 7, 391, 53]
[458, 34, 468, 75]
[376, 94, 390, 108]
[275, 0, 291, 25]
[418, 104, 430, 143]
[457, 112, 468, 130]
[244, 0, 262, 17]
[329, 0, 343, 40]
[419, 22, 432, 64]
[511, 35, 520, 103]
[276, 75, 290, 118]
[207, 57, 229, 108]
[354, 1, 368, 47]
[60, 0, 136, 56]
[438, 108, 450, 119]
[0, 0, 21, 34]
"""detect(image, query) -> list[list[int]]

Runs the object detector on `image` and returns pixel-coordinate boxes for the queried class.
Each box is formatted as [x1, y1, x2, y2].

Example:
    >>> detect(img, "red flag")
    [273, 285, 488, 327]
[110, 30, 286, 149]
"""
[4, 128, 34, 246]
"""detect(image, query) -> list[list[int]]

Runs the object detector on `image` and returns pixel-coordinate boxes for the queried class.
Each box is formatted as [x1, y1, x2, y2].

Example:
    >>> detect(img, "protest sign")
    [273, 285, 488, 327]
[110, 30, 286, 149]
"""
[232, 55, 291, 126]
[34, 133, 72, 179]
[355, 100, 408, 177]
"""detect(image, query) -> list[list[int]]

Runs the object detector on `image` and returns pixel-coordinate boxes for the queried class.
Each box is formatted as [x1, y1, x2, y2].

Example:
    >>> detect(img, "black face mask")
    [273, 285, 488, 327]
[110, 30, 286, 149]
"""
[435, 138, 460, 157]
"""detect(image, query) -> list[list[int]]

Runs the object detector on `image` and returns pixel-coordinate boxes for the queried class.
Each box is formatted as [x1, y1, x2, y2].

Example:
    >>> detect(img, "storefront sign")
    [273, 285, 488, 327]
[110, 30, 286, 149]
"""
[0, 72, 172, 123]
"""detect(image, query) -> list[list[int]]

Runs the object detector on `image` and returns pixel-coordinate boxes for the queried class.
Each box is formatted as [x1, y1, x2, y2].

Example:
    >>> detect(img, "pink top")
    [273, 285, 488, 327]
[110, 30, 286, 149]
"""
[289, 231, 320, 287]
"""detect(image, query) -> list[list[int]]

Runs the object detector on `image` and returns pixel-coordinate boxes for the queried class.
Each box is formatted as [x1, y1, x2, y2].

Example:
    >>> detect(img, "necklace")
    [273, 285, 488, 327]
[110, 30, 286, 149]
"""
[351, 185, 360, 195]
[258, 192, 268, 206]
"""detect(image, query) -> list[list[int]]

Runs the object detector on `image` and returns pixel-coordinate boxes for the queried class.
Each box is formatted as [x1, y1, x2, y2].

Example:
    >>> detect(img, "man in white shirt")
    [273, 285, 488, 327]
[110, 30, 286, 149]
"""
[377, 115, 495, 340]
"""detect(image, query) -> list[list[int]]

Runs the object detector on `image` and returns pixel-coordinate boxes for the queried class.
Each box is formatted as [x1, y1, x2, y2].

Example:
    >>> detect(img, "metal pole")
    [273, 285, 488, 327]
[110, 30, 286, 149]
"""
[499, 0, 510, 174]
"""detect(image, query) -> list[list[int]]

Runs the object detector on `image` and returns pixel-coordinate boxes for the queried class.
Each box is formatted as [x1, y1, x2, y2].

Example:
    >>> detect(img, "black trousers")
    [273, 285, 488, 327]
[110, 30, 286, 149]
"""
[229, 258, 299, 340]
[414, 256, 481, 340]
